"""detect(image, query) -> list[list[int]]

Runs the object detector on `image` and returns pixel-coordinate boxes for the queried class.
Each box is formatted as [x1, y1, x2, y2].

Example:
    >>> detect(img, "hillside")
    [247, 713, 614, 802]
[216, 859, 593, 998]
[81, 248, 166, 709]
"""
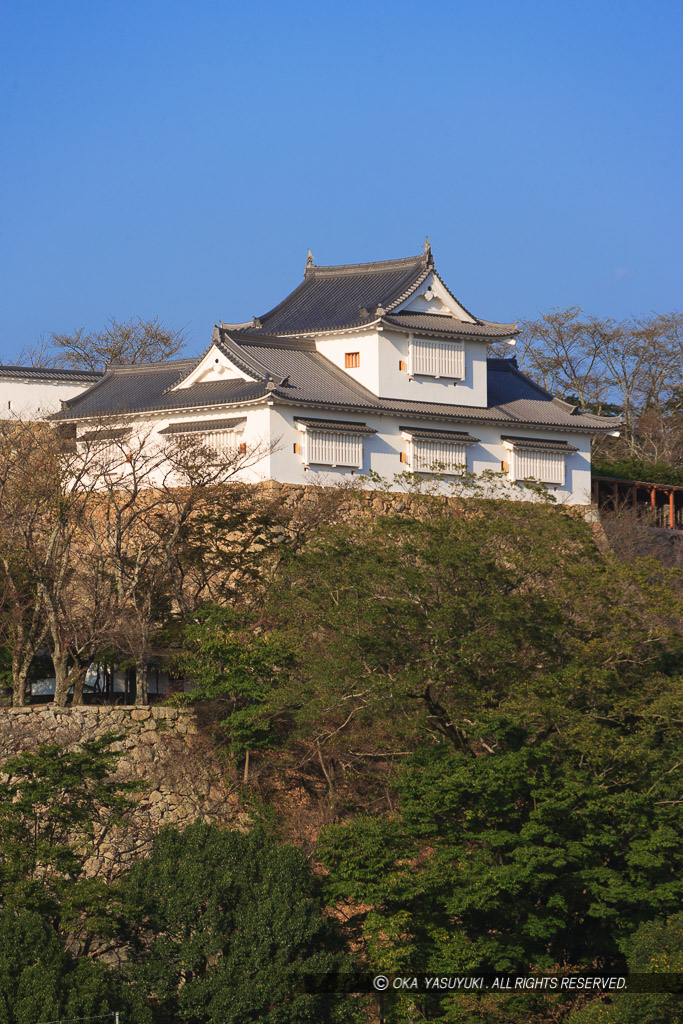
[0, 495, 681, 1022]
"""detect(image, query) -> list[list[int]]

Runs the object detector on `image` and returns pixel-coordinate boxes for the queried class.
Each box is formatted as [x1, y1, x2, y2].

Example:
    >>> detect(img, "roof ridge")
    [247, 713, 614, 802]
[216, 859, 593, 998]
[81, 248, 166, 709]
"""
[307, 252, 427, 277]
[382, 265, 432, 313]
[0, 364, 102, 375]
[218, 333, 286, 385]
[106, 358, 196, 373]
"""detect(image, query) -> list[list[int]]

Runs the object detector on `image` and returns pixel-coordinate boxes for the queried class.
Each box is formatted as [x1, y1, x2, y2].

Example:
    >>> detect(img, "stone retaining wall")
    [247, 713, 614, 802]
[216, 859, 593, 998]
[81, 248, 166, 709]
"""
[0, 705, 242, 877]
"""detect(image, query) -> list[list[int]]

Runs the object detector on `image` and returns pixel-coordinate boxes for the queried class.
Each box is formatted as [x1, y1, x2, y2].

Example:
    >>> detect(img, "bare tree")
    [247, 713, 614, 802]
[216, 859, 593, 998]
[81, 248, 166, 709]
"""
[12, 334, 57, 368]
[493, 308, 683, 469]
[50, 315, 187, 372]
[81, 428, 277, 705]
[0, 421, 123, 705]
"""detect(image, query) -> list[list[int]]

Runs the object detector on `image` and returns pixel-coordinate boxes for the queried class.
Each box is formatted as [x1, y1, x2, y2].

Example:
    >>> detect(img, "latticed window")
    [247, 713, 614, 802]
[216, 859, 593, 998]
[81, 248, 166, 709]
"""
[194, 429, 241, 453]
[411, 439, 467, 474]
[306, 430, 363, 468]
[78, 428, 130, 470]
[411, 336, 464, 379]
[94, 440, 125, 466]
[512, 448, 565, 485]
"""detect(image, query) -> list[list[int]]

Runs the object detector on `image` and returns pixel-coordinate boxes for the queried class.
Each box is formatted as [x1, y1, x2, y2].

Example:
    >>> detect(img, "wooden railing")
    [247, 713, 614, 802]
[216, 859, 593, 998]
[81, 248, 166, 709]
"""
[592, 476, 683, 531]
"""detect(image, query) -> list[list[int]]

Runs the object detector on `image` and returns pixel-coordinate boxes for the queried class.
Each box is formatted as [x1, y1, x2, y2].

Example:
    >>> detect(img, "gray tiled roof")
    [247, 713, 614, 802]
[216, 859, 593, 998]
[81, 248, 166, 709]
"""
[295, 418, 376, 434]
[400, 427, 480, 443]
[501, 435, 579, 452]
[159, 417, 246, 434]
[234, 254, 432, 336]
[52, 342, 619, 436]
[52, 360, 268, 419]
[0, 365, 102, 383]
[384, 313, 516, 338]
[229, 251, 517, 339]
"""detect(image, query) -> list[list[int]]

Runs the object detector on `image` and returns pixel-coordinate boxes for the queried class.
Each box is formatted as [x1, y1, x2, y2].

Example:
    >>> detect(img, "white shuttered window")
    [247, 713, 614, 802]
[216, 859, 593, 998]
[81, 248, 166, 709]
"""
[512, 448, 565, 485]
[412, 439, 467, 475]
[412, 337, 464, 379]
[196, 429, 240, 453]
[307, 430, 362, 468]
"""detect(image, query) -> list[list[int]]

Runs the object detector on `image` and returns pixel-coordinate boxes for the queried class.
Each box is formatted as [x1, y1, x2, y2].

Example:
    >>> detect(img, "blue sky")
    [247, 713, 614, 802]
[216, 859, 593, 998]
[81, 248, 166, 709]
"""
[1, 0, 681, 360]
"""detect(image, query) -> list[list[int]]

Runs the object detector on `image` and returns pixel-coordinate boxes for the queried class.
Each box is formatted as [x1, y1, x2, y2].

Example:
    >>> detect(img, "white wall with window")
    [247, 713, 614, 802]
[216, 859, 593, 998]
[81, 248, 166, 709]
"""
[409, 336, 465, 380]
[269, 408, 594, 504]
[314, 328, 489, 408]
[401, 427, 478, 475]
[295, 418, 374, 469]
[502, 436, 578, 486]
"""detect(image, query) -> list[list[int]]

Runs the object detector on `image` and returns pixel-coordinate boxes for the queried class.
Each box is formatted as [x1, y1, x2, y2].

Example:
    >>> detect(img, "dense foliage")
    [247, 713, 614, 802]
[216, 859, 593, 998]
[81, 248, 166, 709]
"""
[0, 742, 353, 1023]
[592, 456, 683, 487]
[1, 498, 681, 1022]
[121, 823, 353, 1023]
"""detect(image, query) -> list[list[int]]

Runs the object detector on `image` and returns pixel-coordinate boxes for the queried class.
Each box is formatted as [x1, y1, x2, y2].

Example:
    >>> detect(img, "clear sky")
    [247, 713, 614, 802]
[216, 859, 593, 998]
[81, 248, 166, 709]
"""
[1, 0, 681, 361]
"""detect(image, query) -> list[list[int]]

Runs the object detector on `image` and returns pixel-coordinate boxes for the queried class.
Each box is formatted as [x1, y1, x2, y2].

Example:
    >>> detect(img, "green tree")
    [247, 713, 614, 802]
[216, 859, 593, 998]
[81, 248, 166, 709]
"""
[174, 605, 293, 777]
[0, 907, 144, 1024]
[568, 912, 683, 1024]
[0, 736, 139, 926]
[256, 505, 682, 797]
[120, 822, 357, 1024]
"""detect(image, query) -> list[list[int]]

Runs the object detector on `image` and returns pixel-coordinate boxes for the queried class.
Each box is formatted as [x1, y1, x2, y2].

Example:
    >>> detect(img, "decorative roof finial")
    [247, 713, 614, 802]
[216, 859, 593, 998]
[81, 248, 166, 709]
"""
[305, 249, 315, 275]
[422, 235, 433, 266]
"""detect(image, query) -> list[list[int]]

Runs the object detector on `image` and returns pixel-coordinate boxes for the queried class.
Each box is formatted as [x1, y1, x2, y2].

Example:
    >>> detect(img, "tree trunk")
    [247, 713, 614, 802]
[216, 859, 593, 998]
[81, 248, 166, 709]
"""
[71, 665, 90, 706]
[135, 660, 148, 706]
[11, 660, 30, 707]
[53, 651, 71, 707]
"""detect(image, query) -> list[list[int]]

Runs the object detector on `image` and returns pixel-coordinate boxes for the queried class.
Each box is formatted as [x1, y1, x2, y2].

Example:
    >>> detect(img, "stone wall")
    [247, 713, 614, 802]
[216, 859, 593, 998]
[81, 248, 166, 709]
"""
[0, 705, 243, 877]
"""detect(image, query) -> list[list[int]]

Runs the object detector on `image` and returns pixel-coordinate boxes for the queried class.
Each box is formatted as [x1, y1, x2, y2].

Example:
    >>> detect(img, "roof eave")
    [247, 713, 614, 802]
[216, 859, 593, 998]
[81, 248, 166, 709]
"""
[381, 317, 518, 341]
[51, 393, 272, 424]
[268, 393, 622, 432]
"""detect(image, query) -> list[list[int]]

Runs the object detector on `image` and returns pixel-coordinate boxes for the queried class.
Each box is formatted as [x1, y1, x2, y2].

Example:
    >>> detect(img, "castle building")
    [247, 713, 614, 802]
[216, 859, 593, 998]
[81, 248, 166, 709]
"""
[52, 245, 620, 503]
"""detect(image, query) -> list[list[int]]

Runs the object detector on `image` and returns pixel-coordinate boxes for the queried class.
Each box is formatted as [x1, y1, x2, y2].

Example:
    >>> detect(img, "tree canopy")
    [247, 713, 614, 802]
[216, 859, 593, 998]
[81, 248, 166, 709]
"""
[50, 315, 187, 371]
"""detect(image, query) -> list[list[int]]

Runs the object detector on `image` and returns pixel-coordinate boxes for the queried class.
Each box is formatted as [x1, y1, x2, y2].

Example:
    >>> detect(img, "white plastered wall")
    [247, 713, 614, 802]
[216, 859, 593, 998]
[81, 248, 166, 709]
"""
[396, 270, 477, 321]
[0, 379, 94, 418]
[377, 329, 488, 407]
[314, 330, 380, 394]
[73, 405, 275, 487]
[71, 404, 593, 505]
[267, 404, 593, 505]
[314, 328, 488, 407]
[150, 404, 275, 484]
[171, 344, 254, 388]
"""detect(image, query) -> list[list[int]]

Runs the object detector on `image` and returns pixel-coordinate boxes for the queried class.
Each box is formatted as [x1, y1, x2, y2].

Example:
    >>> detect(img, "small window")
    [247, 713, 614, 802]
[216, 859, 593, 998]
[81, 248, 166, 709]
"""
[345, 352, 360, 368]
[411, 439, 467, 475]
[511, 449, 565, 485]
[304, 430, 362, 469]
[411, 337, 464, 379]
